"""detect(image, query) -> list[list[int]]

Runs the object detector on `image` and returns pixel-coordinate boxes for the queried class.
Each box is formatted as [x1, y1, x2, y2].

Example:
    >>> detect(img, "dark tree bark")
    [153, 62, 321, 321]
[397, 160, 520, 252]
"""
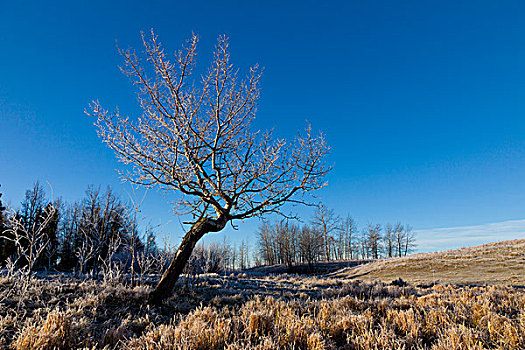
[148, 216, 227, 304]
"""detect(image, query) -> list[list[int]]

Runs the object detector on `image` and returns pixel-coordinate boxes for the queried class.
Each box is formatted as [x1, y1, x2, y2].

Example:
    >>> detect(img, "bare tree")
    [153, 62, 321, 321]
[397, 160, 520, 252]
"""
[257, 221, 276, 265]
[136, 251, 155, 284]
[3, 204, 56, 278]
[231, 246, 237, 271]
[238, 239, 246, 270]
[297, 224, 322, 267]
[340, 215, 357, 260]
[76, 231, 95, 277]
[256, 219, 298, 267]
[273, 220, 297, 268]
[58, 203, 80, 270]
[100, 233, 123, 285]
[312, 205, 339, 261]
[89, 31, 330, 303]
[394, 222, 405, 257]
[365, 224, 382, 260]
[403, 224, 416, 256]
[384, 223, 395, 258]
[220, 237, 232, 272]
[244, 238, 250, 268]
[77, 186, 128, 277]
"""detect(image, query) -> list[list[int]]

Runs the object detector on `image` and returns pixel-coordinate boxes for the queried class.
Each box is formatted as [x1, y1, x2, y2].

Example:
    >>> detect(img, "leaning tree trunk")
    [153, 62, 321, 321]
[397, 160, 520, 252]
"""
[148, 216, 227, 304]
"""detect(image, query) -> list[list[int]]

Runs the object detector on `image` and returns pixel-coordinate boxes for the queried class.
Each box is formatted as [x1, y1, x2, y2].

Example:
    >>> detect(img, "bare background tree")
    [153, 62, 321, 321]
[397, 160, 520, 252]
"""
[403, 224, 416, 256]
[365, 224, 382, 260]
[257, 221, 276, 266]
[384, 223, 395, 258]
[88, 31, 330, 303]
[1, 183, 58, 280]
[254, 207, 415, 267]
[298, 224, 323, 267]
[340, 215, 357, 260]
[312, 205, 340, 261]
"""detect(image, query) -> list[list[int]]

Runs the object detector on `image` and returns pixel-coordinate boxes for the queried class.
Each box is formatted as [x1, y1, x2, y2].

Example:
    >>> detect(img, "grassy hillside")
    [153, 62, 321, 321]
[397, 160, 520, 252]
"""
[331, 239, 525, 286]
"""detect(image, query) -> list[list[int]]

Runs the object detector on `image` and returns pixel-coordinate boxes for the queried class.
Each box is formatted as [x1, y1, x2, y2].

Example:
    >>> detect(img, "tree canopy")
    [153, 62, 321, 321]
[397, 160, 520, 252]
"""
[88, 31, 330, 302]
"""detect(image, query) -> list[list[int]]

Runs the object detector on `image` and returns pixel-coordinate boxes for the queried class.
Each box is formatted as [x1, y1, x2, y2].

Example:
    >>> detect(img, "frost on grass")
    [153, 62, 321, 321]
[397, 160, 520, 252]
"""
[0, 272, 524, 349]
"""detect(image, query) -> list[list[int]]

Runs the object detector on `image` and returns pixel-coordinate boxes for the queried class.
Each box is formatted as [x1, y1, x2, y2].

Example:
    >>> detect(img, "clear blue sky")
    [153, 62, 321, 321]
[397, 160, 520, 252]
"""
[1, 1, 525, 251]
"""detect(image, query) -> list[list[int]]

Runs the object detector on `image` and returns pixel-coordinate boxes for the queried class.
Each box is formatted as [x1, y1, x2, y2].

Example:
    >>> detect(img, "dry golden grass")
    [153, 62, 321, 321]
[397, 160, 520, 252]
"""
[2, 239, 525, 349]
[332, 239, 525, 286]
[126, 283, 525, 349]
[13, 310, 74, 350]
[0, 274, 523, 349]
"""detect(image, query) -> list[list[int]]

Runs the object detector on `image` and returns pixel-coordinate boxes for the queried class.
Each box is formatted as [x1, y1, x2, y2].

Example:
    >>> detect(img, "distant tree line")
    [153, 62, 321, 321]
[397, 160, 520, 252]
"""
[0, 184, 417, 279]
[0, 182, 253, 281]
[0, 182, 158, 279]
[256, 205, 416, 267]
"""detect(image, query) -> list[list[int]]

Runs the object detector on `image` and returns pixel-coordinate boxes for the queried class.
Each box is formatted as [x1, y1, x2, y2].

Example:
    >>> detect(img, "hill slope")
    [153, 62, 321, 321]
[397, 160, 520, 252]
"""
[331, 238, 525, 286]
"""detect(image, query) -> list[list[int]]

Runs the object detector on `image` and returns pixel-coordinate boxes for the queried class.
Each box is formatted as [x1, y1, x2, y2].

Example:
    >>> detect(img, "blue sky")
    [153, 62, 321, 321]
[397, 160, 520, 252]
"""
[1, 1, 525, 251]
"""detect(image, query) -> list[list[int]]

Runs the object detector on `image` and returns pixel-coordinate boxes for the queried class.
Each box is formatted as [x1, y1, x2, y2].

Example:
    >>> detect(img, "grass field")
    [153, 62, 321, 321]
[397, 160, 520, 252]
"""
[2, 239, 525, 349]
[332, 239, 525, 286]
